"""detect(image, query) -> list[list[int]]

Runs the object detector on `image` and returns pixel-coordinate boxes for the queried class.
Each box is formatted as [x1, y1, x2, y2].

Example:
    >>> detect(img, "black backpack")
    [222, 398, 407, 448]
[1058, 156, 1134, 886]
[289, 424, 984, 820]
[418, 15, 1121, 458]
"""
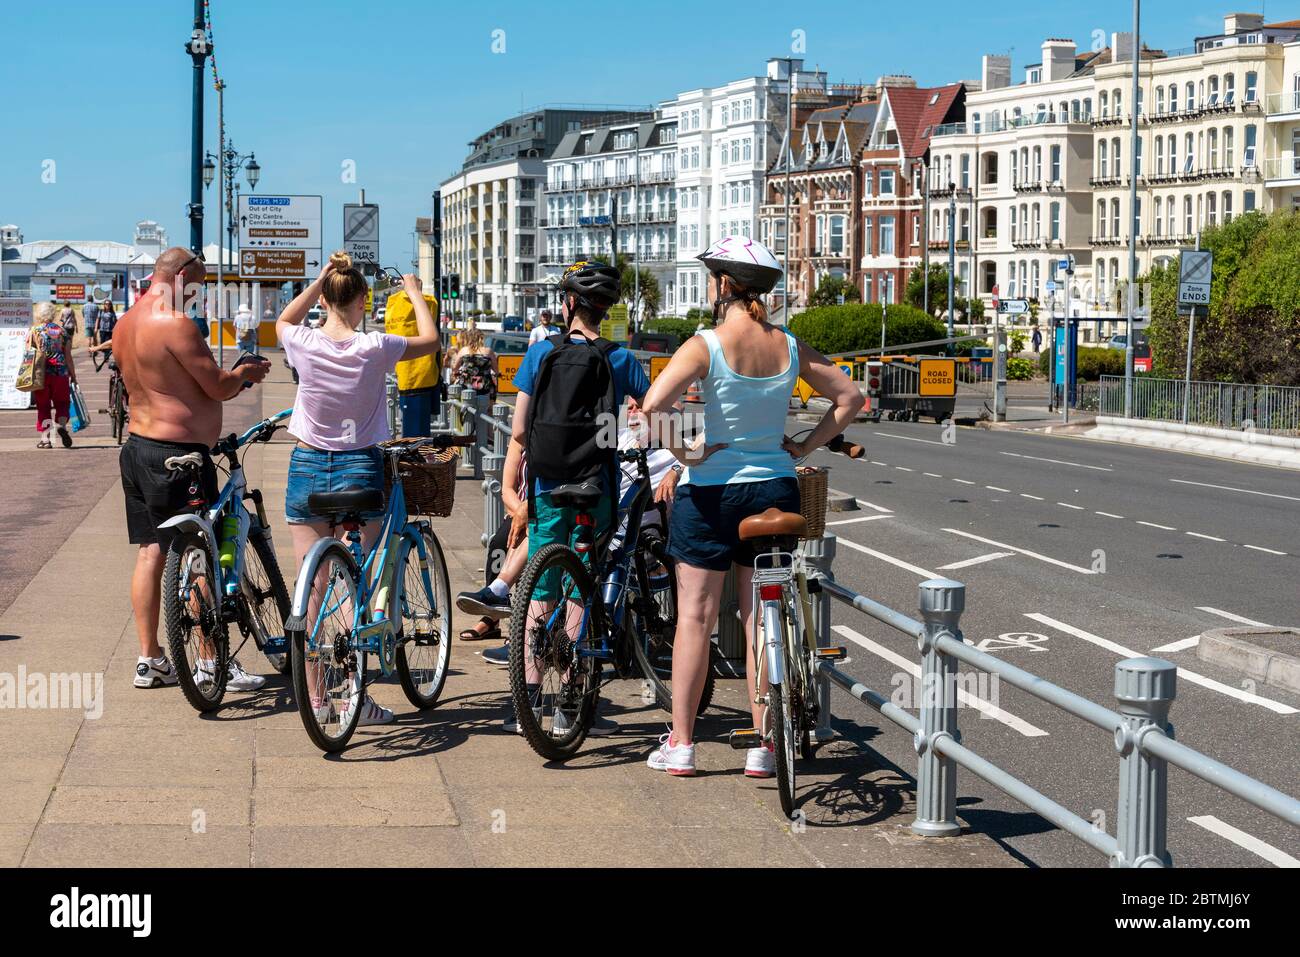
[525, 336, 620, 503]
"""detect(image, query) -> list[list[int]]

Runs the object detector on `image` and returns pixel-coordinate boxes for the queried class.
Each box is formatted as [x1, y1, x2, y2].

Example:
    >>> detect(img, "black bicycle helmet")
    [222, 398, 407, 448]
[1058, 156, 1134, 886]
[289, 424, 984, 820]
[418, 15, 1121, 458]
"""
[560, 259, 621, 312]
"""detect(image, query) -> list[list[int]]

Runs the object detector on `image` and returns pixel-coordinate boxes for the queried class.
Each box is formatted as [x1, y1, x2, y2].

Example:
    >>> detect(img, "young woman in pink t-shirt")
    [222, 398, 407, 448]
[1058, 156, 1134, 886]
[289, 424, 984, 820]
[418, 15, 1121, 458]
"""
[276, 251, 440, 726]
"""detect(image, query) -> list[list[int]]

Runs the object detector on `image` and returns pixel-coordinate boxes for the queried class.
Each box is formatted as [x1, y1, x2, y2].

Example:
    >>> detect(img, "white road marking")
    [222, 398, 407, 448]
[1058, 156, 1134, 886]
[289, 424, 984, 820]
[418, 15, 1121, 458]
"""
[1244, 544, 1288, 556]
[826, 514, 893, 527]
[870, 461, 890, 467]
[986, 485, 1011, 493]
[1171, 479, 1300, 503]
[938, 551, 1014, 571]
[1186, 532, 1226, 542]
[1137, 521, 1178, 531]
[1020, 493, 1045, 501]
[895, 466, 915, 472]
[1025, 613, 1298, 715]
[942, 529, 1098, 575]
[1001, 451, 1113, 472]
[1187, 815, 1300, 868]
[1197, 606, 1272, 628]
[834, 625, 1049, 737]
[953, 478, 976, 485]
[1096, 511, 1125, 519]
[923, 472, 943, 478]
[853, 498, 894, 514]
[836, 537, 936, 579]
[1057, 502, 1085, 510]
[872, 431, 948, 446]
[1151, 636, 1201, 653]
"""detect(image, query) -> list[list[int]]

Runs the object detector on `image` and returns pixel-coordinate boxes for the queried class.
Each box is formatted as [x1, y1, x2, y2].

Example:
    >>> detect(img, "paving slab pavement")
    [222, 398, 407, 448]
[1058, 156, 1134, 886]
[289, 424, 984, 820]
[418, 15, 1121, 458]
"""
[0, 358, 1019, 868]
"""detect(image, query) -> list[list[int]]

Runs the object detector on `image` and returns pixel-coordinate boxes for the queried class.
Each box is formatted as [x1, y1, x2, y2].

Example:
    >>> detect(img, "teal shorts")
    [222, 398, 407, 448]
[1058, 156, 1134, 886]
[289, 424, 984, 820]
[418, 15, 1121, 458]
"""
[527, 490, 614, 601]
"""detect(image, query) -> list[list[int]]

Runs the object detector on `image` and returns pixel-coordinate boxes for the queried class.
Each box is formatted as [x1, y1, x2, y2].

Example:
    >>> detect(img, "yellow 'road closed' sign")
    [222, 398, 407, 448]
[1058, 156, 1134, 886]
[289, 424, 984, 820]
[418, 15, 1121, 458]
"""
[497, 354, 524, 395]
[649, 355, 671, 382]
[918, 358, 957, 397]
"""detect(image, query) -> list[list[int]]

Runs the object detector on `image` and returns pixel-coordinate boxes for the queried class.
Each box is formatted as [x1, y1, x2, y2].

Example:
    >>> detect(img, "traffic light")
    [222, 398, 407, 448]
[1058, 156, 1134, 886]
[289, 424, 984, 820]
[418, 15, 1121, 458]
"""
[465, 283, 477, 306]
[449, 274, 461, 300]
[438, 276, 448, 301]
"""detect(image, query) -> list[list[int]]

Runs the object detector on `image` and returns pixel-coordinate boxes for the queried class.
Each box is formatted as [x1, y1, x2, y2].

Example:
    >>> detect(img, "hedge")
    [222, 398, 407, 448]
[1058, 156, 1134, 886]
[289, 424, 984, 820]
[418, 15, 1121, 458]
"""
[643, 317, 709, 342]
[789, 303, 947, 356]
[1036, 346, 1126, 381]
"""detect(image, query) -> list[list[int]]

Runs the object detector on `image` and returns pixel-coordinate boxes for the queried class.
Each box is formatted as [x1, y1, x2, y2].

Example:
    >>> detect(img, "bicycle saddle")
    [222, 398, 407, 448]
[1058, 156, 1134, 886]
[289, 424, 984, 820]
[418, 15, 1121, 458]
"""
[738, 508, 808, 542]
[164, 452, 204, 472]
[307, 487, 384, 518]
[549, 481, 604, 511]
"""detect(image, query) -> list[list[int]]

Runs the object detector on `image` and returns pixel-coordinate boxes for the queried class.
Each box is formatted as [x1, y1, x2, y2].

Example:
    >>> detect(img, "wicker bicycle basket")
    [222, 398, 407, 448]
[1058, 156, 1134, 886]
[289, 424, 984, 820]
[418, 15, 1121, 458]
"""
[381, 441, 457, 517]
[796, 466, 829, 539]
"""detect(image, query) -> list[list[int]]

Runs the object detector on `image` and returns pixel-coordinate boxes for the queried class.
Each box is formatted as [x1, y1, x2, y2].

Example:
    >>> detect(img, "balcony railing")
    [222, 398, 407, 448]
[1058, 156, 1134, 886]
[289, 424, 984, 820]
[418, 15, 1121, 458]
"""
[931, 111, 1093, 138]
[1263, 155, 1300, 180]
[1266, 91, 1300, 116]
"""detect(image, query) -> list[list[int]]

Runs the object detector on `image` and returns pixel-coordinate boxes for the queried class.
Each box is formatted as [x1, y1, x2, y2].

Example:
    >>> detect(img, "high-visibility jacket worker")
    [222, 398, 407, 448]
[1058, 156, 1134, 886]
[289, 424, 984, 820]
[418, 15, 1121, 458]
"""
[385, 289, 443, 437]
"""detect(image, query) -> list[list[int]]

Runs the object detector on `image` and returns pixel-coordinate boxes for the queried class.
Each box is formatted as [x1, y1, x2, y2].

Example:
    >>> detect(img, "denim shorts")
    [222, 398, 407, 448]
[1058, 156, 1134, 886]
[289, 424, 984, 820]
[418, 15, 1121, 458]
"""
[667, 477, 801, 571]
[285, 445, 386, 525]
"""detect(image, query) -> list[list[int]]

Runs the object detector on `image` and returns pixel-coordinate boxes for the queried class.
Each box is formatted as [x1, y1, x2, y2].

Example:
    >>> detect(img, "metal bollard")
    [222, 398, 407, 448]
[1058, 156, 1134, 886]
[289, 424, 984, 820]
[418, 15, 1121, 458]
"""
[799, 533, 837, 743]
[480, 453, 504, 548]
[459, 388, 477, 474]
[1112, 657, 1176, 868]
[471, 392, 491, 480]
[492, 402, 511, 457]
[912, 578, 964, 837]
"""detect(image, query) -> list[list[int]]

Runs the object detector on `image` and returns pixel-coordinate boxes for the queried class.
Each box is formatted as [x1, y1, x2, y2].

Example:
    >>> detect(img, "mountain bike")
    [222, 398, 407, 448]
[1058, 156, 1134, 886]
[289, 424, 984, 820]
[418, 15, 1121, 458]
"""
[285, 439, 455, 753]
[161, 410, 294, 713]
[727, 433, 863, 817]
[508, 447, 701, 761]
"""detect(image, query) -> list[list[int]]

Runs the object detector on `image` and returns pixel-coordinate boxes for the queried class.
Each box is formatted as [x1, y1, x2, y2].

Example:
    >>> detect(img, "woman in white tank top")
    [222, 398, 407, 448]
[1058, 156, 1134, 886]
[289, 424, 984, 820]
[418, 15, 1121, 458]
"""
[637, 238, 865, 779]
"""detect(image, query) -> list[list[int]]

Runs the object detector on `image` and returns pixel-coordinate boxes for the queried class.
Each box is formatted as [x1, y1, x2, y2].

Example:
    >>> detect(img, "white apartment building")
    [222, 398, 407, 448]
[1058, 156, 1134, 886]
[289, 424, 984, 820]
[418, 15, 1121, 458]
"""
[661, 59, 798, 311]
[1263, 32, 1300, 209]
[1090, 13, 1300, 327]
[928, 41, 1101, 331]
[542, 116, 679, 315]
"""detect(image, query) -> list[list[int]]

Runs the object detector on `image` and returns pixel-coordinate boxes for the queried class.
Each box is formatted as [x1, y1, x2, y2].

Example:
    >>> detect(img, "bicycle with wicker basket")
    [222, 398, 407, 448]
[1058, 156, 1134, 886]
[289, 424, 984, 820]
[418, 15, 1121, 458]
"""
[726, 432, 864, 818]
[284, 435, 465, 752]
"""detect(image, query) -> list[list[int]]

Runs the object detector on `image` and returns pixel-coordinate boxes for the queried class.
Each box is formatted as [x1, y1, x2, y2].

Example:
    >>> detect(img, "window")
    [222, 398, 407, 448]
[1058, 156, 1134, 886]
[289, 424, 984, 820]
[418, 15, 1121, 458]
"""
[1185, 82, 1195, 112]
[960, 153, 971, 188]
[1225, 127, 1235, 168]
[1134, 197, 1142, 235]
[864, 169, 874, 196]
[1166, 198, 1174, 238]
[1050, 201, 1061, 241]
[1031, 261, 1040, 299]
[879, 216, 896, 253]
[1184, 196, 1193, 235]
[972, 112, 983, 133]
[913, 215, 921, 245]
[1207, 191, 1217, 227]
[863, 217, 873, 255]
[1096, 200, 1106, 237]
[1155, 136, 1165, 175]
[1098, 139, 1108, 178]
[1244, 189, 1256, 212]
[1156, 86, 1165, 115]
[1154, 196, 1163, 236]
[1100, 91, 1109, 118]
[1010, 205, 1018, 241]
[1223, 190, 1233, 223]
[880, 169, 896, 195]
[1033, 146, 1042, 182]
[1184, 133, 1195, 173]
[1244, 125, 1257, 168]
[1168, 84, 1178, 113]
[1247, 71, 1259, 104]
[1050, 145, 1061, 183]
[1209, 129, 1218, 170]
[1032, 203, 1041, 238]
[1112, 138, 1121, 178]
[1111, 198, 1120, 238]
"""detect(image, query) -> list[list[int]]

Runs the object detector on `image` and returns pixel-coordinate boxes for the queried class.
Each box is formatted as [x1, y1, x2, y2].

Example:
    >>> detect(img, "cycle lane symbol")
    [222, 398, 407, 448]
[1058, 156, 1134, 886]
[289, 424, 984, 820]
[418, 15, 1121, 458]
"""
[975, 632, 1050, 653]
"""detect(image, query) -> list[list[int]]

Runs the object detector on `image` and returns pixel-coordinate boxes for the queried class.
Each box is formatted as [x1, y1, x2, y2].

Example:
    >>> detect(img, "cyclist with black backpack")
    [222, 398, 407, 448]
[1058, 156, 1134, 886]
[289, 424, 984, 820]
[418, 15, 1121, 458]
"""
[502, 260, 650, 734]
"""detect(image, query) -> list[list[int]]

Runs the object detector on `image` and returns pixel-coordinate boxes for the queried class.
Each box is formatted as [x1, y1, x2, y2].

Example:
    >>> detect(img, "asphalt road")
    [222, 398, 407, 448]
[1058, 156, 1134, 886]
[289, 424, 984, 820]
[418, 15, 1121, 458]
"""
[796, 417, 1300, 868]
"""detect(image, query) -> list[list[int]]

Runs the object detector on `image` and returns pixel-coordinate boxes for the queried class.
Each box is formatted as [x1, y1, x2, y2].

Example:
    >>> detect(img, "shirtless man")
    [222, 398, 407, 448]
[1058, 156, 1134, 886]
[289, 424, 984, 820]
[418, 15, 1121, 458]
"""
[114, 247, 271, 690]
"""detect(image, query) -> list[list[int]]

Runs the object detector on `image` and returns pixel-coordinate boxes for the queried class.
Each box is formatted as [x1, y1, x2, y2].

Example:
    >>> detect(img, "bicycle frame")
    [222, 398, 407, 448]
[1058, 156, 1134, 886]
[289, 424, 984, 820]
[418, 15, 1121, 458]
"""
[160, 409, 292, 653]
[287, 452, 439, 678]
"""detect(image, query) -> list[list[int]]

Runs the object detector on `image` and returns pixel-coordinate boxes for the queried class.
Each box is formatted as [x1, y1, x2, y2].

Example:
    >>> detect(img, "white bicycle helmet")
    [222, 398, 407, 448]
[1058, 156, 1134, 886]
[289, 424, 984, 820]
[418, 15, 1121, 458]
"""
[696, 236, 783, 296]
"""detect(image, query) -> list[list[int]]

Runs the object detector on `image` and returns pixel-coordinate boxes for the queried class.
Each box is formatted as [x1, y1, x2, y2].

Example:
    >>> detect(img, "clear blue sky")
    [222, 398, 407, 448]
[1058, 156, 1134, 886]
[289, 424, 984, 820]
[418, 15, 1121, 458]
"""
[0, 1, 1255, 264]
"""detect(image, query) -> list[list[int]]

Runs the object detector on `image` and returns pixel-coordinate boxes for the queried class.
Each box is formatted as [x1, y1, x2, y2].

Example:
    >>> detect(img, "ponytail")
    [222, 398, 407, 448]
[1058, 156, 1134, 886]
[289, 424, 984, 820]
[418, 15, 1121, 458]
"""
[744, 297, 768, 322]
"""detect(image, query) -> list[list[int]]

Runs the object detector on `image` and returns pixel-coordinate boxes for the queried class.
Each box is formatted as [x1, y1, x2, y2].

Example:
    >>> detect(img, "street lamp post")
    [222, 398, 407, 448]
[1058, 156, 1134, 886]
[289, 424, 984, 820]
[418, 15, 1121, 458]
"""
[185, 0, 210, 255]
[205, 112, 260, 365]
[947, 184, 956, 355]
[1125, 0, 1142, 418]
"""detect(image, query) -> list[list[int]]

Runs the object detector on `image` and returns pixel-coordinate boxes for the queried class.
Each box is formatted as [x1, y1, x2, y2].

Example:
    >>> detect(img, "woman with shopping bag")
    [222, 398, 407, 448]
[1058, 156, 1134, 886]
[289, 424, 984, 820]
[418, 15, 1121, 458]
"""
[23, 302, 77, 448]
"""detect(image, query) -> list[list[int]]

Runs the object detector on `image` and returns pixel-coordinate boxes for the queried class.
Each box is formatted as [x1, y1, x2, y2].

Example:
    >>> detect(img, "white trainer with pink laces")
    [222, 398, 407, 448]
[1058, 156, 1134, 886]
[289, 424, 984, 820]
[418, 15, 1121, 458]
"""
[647, 732, 696, 776]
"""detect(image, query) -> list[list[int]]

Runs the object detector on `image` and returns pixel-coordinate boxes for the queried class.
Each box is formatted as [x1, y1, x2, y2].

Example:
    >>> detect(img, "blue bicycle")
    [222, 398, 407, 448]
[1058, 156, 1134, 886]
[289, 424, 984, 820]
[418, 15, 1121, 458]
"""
[285, 439, 454, 752]
[161, 410, 294, 713]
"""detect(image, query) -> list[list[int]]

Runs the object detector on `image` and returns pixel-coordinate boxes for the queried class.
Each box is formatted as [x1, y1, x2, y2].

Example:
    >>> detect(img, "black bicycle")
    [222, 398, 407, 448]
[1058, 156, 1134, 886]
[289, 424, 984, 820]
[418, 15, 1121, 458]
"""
[508, 448, 709, 760]
[92, 349, 128, 444]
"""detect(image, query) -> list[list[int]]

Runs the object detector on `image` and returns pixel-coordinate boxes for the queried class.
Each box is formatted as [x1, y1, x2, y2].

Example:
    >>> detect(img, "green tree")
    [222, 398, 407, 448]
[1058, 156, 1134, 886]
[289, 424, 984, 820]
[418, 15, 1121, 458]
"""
[1145, 211, 1299, 383]
[615, 254, 662, 322]
[809, 275, 861, 307]
[905, 264, 952, 315]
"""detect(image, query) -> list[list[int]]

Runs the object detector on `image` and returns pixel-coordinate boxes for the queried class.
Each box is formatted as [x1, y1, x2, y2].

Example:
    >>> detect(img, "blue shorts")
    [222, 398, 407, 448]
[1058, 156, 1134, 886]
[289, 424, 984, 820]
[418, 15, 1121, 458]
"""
[667, 477, 800, 572]
[286, 446, 386, 525]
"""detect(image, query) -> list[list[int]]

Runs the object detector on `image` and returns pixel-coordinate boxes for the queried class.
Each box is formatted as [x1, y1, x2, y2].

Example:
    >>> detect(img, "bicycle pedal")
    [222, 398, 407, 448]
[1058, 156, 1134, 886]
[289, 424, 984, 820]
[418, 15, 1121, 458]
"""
[813, 646, 848, 661]
[728, 729, 764, 751]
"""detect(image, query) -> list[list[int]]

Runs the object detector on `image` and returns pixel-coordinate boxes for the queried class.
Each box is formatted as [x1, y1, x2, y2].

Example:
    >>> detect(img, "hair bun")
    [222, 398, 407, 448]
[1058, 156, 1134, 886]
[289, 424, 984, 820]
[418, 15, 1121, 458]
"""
[329, 250, 353, 272]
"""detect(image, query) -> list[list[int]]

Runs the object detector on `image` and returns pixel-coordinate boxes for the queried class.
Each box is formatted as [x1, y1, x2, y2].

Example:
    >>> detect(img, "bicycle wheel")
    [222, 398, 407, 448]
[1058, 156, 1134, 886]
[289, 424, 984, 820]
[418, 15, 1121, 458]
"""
[240, 526, 292, 674]
[288, 541, 365, 753]
[112, 378, 127, 445]
[395, 526, 452, 709]
[770, 678, 797, 819]
[163, 531, 229, 713]
[508, 543, 600, 761]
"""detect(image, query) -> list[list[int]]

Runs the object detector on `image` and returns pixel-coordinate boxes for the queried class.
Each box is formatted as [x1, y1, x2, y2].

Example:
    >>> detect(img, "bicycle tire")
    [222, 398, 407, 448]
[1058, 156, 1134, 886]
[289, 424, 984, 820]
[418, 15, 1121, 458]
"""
[242, 526, 292, 674]
[770, 679, 798, 819]
[396, 526, 452, 709]
[163, 531, 228, 712]
[508, 543, 599, 761]
[288, 541, 365, 753]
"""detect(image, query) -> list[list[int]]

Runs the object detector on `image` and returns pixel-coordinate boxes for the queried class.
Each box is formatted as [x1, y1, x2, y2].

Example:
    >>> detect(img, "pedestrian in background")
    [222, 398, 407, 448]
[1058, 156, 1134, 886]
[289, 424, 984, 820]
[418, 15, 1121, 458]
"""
[384, 280, 442, 437]
[1031, 326, 1042, 354]
[451, 323, 498, 403]
[96, 300, 117, 348]
[235, 302, 258, 354]
[528, 309, 555, 345]
[83, 296, 100, 343]
[59, 302, 77, 342]
[28, 302, 76, 449]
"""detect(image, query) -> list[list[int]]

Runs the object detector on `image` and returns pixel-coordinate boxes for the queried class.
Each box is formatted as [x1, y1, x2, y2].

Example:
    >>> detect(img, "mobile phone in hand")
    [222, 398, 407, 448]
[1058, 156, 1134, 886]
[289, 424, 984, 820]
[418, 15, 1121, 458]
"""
[231, 351, 268, 389]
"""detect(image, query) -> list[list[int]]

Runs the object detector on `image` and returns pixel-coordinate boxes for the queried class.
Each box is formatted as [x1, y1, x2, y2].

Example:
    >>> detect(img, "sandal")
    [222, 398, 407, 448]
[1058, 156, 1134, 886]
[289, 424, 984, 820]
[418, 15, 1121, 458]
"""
[459, 617, 501, 642]
[36, 435, 52, 449]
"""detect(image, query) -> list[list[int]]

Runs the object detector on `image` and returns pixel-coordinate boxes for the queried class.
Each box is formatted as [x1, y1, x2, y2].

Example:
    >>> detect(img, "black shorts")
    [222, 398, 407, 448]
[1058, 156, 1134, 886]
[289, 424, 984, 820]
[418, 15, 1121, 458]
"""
[120, 435, 218, 549]
[667, 477, 801, 572]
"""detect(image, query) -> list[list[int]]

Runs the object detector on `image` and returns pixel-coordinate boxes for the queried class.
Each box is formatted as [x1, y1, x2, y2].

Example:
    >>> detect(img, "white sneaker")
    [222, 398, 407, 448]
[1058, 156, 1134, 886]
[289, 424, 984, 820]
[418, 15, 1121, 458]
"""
[134, 656, 179, 689]
[226, 658, 266, 692]
[745, 745, 776, 778]
[504, 706, 541, 734]
[647, 732, 696, 776]
[345, 694, 394, 727]
[312, 698, 334, 724]
[551, 707, 572, 737]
